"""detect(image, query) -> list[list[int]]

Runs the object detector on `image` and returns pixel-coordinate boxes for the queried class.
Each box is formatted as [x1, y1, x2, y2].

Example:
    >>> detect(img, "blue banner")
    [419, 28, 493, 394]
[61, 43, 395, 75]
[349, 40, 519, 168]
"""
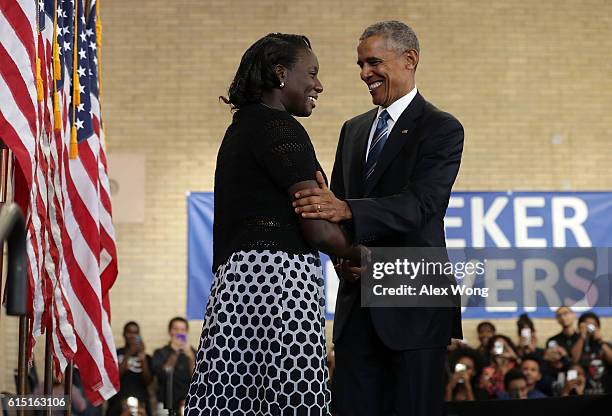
[187, 192, 612, 320]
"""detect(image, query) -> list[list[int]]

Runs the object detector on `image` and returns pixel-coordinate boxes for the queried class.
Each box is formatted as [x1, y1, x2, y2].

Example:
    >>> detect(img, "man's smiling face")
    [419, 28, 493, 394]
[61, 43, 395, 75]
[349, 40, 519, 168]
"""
[357, 34, 416, 107]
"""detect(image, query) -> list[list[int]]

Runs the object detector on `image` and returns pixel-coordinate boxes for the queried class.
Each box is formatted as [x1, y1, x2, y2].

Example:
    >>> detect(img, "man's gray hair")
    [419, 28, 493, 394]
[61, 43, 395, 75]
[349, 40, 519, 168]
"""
[360, 21, 420, 54]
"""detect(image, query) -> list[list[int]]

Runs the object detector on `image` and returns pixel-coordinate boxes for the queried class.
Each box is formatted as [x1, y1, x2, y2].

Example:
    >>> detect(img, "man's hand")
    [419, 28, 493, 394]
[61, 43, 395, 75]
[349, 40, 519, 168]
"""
[293, 171, 352, 223]
[334, 258, 362, 283]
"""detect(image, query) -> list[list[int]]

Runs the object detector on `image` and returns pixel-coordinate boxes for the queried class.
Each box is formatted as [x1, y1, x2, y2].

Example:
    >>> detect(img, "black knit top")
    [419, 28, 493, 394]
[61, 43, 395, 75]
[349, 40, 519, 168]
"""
[212, 103, 324, 271]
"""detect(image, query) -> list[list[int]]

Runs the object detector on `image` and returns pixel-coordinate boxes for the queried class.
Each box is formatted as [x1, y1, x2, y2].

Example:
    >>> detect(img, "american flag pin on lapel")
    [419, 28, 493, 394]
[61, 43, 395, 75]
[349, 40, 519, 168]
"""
[401, 129, 409, 134]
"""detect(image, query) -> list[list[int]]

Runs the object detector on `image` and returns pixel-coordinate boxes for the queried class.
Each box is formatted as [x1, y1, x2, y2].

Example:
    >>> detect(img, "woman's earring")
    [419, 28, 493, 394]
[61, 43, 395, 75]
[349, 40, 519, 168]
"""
[279, 81, 285, 88]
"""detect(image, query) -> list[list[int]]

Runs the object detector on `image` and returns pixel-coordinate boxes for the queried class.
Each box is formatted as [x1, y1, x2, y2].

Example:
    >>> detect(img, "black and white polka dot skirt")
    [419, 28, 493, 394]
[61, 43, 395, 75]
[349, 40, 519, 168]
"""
[185, 250, 331, 416]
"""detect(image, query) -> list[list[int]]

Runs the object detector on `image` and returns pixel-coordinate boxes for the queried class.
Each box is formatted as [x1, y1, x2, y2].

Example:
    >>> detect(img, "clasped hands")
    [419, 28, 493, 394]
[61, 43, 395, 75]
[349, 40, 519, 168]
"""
[293, 171, 362, 283]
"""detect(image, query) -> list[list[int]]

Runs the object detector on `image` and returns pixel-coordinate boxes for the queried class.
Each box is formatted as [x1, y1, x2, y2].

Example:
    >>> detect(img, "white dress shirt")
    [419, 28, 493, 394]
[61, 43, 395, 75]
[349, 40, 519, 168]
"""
[365, 86, 418, 161]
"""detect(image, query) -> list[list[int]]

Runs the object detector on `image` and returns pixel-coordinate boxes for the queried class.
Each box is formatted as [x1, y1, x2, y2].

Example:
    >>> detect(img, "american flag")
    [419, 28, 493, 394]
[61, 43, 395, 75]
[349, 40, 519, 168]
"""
[0, 0, 119, 404]
[61, 0, 120, 403]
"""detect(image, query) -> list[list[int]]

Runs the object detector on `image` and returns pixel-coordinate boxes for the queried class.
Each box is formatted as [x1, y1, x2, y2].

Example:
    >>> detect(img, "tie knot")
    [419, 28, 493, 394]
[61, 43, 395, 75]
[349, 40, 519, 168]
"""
[379, 110, 391, 123]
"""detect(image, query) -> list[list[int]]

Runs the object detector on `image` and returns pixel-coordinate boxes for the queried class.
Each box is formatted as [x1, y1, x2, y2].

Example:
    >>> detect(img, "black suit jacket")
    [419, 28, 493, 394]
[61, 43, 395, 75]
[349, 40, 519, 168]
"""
[331, 92, 464, 350]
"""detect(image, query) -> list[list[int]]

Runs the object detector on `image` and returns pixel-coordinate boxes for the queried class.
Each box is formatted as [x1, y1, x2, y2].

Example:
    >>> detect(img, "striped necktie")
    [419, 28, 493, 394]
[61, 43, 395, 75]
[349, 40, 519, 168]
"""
[364, 109, 391, 181]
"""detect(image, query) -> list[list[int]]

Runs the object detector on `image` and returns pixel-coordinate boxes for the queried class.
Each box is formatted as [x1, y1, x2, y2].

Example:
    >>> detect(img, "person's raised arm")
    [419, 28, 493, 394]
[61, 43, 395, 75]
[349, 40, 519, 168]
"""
[570, 322, 588, 363]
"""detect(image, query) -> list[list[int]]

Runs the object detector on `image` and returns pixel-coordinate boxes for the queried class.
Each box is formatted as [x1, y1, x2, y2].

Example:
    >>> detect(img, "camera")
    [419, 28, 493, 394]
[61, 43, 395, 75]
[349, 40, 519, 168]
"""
[567, 369, 578, 381]
[547, 340, 558, 349]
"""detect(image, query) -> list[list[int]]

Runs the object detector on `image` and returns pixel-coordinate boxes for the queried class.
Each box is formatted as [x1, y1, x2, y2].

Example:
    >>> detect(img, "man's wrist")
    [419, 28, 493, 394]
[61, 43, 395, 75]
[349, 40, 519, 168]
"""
[341, 200, 353, 221]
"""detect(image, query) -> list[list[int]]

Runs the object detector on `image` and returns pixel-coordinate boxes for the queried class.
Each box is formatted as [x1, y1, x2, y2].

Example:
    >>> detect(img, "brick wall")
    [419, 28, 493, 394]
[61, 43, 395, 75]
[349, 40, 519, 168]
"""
[2, 0, 611, 391]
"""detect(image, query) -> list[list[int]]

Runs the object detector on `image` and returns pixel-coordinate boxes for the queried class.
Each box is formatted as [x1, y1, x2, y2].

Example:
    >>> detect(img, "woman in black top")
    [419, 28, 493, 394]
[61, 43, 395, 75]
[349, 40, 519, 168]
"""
[185, 34, 362, 416]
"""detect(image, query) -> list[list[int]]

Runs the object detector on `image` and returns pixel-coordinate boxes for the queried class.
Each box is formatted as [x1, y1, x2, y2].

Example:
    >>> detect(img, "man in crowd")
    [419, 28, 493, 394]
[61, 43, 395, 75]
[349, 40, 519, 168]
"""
[520, 354, 547, 398]
[476, 321, 496, 357]
[501, 369, 530, 400]
[570, 312, 612, 394]
[547, 307, 580, 353]
[152, 317, 196, 412]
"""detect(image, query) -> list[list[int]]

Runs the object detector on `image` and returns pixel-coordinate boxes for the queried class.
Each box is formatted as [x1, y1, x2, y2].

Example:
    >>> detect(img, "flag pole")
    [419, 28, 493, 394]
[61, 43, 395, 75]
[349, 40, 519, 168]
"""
[64, 360, 74, 416]
[0, 140, 8, 319]
[44, 313, 54, 416]
[0, 139, 29, 416]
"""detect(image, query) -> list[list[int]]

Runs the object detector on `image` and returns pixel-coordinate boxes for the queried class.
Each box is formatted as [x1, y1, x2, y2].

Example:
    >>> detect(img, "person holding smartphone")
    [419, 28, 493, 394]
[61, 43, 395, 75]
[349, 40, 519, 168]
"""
[570, 312, 612, 394]
[547, 307, 580, 353]
[152, 317, 197, 412]
[445, 348, 489, 401]
[516, 313, 544, 360]
[561, 364, 586, 396]
[107, 321, 153, 416]
[479, 335, 519, 397]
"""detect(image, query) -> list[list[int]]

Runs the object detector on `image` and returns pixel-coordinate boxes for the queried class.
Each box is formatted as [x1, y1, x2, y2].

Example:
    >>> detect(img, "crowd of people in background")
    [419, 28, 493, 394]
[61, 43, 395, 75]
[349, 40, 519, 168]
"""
[109, 317, 196, 415]
[16, 317, 197, 415]
[440, 308, 612, 402]
[18, 309, 609, 415]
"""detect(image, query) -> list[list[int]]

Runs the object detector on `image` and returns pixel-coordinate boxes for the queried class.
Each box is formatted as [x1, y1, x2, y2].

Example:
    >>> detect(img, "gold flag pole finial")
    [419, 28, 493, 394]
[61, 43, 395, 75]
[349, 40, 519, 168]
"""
[95, 0, 105, 137]
[70, 0, 80, 159]
[52, 0, 62, 130]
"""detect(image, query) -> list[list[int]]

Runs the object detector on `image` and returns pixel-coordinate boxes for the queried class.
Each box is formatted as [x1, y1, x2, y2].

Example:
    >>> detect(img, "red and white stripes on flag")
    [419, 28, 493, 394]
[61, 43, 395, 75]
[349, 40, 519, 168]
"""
[0, 0, 119, 404]
[0, 0, 78, 371]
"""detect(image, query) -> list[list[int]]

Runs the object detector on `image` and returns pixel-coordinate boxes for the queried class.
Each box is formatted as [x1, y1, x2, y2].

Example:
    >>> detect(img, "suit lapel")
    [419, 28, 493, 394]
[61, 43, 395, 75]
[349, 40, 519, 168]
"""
[343, 108, 377, 198]
[364, 93, 425, 196]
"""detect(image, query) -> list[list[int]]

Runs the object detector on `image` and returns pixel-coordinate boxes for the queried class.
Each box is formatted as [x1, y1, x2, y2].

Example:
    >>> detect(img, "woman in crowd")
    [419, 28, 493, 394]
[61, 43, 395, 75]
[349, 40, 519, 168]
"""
[479, 334, 520, 398]
[184, 33, 362, 415]
[445, 347, 489, 401]
[107, 321, 153, 415]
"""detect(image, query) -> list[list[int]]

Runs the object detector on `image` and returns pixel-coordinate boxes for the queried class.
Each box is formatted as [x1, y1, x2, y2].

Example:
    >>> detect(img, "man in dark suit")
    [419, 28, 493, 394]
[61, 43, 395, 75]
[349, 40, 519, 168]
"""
[292, 21, 464, 415]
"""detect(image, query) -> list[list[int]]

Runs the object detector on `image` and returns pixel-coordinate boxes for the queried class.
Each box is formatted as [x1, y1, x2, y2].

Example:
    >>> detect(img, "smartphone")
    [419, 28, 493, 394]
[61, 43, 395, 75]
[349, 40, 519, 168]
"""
[134, 335, 142, 344]
[586, 323, 596, 334]
[567, 369, 578, 381]
[548, 340, 558, 349]
[454, 363, 467, 383]
[494, 340, 504, 355]
[176, 333, 187, 343]
[126, 396, 138, 416]
[521, 327, 531, 344]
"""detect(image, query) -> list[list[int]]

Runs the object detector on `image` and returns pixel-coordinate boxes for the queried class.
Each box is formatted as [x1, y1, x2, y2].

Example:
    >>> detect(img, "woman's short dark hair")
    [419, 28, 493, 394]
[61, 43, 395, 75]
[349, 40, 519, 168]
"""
[477, 321, 496, 333]
[168, 316, 189, 332]
[221, 33, 312, 110]
[578, 311, 600, 327]
[123, 321, 139, 335]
